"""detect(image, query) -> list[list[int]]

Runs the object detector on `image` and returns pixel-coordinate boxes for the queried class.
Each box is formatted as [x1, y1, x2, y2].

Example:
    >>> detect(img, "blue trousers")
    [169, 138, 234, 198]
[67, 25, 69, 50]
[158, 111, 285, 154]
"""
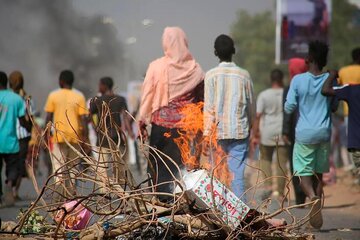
[218, 138, 249, 201]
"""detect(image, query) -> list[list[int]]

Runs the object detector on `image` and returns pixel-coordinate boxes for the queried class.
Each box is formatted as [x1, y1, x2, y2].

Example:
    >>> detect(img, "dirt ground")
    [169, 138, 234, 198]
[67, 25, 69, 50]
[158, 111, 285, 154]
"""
[311, 169, 360, 240]
[0, 162, 359, 239]
[245, 165, 360, 240]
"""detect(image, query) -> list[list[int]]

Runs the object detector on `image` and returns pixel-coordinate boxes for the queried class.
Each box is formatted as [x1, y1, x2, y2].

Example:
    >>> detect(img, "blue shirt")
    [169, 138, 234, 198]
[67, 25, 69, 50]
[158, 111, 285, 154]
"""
[285, 72, 331, 144]
[0, 89, 26, 153]
[334, 84, 360, 149]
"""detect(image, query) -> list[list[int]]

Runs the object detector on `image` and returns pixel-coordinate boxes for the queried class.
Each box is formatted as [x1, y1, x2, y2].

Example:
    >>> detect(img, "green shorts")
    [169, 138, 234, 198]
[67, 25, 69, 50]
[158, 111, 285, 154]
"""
[293, 142, 330, 176]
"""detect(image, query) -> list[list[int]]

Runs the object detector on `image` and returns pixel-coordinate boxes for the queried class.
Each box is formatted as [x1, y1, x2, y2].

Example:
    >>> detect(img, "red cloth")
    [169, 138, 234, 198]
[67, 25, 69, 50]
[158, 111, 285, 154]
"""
[151, 81, 204, 129]
[151, 91, 194, 129]
[288, 58, 308, 79]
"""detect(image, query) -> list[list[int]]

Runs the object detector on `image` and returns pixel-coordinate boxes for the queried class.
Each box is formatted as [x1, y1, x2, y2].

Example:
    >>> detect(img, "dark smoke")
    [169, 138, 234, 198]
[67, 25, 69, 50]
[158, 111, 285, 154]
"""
[0, 0, 130, 108]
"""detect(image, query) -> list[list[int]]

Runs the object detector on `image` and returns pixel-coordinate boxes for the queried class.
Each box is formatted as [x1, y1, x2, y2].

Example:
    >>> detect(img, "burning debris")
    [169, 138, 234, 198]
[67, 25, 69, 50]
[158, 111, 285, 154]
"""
[0, 104, 316, 240]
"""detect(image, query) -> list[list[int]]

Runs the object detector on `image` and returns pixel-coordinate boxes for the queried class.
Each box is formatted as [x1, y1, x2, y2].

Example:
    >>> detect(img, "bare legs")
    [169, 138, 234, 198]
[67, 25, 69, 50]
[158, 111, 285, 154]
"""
[299, 173, 323, 229]
[299, 173, 323, 200]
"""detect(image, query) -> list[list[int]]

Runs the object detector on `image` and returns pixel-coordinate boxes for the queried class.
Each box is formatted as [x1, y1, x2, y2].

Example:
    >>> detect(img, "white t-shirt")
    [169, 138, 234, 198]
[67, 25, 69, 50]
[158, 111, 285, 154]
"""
[257, 88, 285, 146]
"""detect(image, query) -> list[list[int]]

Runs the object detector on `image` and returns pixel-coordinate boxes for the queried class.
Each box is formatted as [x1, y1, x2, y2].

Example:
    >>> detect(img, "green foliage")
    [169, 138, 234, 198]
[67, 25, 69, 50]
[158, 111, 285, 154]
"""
[231, 1, 360, 93]
[329, 0, 360, 68]
[231, 10, 277, 93]
[17, 209, 47, 234]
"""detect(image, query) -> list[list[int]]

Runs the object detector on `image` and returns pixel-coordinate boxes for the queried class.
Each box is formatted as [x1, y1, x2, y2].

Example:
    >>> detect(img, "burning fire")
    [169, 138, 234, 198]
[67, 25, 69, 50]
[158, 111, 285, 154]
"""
[164, 102, 233, 187]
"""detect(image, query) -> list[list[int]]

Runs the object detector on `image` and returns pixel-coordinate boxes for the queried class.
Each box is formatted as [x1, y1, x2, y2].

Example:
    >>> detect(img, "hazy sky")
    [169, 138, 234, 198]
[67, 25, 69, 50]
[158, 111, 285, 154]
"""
[74, 0, 276, 80]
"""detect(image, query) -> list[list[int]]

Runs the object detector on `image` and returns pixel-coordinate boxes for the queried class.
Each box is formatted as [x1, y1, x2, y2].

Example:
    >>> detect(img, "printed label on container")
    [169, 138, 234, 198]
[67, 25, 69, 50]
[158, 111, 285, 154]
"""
[185, 170, 250, 229]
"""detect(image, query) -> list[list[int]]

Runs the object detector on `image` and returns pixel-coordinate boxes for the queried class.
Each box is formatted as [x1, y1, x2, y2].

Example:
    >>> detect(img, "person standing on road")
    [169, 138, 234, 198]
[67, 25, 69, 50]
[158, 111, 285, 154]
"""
[204, 34, 255, 200]
[322, 71, 360, 185]
[282, 58, 308, 205]
[338, 47, 360, 123]
[89, 77, 134, 189]
[252, 69, 288, 201]
[44, 70, 88, 198]
[0, 71, 31, 207]
[139, 27, 204, 202]
[337, 47, 360, 171]
[9, 71, 34, 201]
[285, 41, 331, 229]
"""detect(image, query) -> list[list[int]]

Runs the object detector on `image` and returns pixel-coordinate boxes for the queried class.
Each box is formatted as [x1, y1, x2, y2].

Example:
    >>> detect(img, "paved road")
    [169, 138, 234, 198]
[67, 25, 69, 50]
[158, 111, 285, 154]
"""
[1, 167, 359, 240]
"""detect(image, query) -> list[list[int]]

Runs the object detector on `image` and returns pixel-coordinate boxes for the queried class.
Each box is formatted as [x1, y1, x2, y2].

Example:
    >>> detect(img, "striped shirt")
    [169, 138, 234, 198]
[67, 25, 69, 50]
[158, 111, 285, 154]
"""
[204, 62, 255, 140]
[16, 98, 35, 139]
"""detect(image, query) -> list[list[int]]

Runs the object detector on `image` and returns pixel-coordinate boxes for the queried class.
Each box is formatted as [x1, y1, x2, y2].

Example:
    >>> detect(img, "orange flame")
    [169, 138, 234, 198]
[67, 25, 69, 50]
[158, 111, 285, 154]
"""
[163, 132, 172, 138]
[170, 102, 233, 187]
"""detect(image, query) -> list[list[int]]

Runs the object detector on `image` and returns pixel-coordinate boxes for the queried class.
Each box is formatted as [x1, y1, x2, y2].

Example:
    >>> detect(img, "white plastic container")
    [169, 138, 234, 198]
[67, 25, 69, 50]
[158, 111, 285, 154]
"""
[177, 169, 250, 229]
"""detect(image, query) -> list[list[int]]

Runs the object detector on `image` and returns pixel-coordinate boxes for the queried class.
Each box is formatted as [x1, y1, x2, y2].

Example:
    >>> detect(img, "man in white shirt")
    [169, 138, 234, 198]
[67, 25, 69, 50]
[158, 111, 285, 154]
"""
[252, 69, 288, 200]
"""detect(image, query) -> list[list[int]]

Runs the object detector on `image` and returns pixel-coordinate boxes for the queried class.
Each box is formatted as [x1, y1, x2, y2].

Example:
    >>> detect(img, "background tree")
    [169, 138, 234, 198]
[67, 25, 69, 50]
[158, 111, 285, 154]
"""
[330, 0, 360, 68]
[231, 10, 276, 93]
[231, 1, 360, 93]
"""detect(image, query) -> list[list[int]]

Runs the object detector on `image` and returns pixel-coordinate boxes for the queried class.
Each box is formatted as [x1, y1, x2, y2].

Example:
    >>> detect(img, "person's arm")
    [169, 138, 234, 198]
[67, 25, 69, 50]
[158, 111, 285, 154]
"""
[203, 74, 216, 137]
[138, 64, 156, 140]
[44, 112, 54, 142]
[139, 64, 155, 125]
[284, 78, 298, 114]
[88, 98, 98, 128]
[123, 115, 135, 139]
[202, 74, 216, 156]
[246, 77, 256, 129]
[251, 91, 263, 144]
[122, 99, 135, 139]
[251, 113, 262, 145]
[89, 98, 98, 116]
[282, 87, 292, 145]
[321, 70, 338, 96]
[78, 96, 89, 140]
[19, 116, 32, 132]
[194, 81, 205, 103]
[80, 115, 89, 140]
[45, 112, 53, 125]
[16, 99, 31, 132]
[44, 93, 55, 126]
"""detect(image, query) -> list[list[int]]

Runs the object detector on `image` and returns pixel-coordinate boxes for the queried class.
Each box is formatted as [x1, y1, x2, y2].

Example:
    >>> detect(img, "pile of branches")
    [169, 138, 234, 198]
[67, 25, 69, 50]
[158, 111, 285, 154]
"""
[1, 106, 316, 240]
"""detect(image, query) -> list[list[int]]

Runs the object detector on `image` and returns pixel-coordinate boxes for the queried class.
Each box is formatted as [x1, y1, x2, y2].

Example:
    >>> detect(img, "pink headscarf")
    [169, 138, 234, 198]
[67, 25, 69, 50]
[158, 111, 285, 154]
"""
[288, 58, 308, 80]
[139, 27, 204, 123]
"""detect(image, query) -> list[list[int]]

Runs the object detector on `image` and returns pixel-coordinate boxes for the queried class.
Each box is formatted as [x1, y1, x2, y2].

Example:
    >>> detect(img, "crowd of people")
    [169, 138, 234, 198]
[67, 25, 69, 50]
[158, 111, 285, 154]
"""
[0, 26, 359, 230]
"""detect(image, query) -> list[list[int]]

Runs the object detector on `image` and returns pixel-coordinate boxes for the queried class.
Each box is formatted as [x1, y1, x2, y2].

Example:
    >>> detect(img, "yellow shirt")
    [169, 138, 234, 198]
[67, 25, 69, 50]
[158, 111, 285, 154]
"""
[338, 64, 360, 116]
[44, 88, 88, 143]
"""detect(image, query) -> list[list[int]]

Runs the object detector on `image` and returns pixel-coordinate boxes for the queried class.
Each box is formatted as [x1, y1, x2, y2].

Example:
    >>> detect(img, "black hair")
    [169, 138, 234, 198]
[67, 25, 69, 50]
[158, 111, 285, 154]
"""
[352, 47, 360, 63]
[214, 34, 235, 60]
[100, 77, 114, 90]
[0, 71, 8, 88]
[308, 41, 329, 70]
[59, 70, 74, 86]
[270, 69, 284, 85]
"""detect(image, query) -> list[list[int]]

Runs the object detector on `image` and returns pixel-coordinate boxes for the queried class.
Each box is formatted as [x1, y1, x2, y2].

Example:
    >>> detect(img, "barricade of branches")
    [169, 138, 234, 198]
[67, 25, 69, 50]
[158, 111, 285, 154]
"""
[1, 103, 316, 240]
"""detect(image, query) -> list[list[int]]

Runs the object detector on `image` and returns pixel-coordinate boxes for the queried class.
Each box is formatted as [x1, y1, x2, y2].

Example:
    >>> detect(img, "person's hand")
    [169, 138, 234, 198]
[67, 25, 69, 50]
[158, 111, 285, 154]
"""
[328, 70, 338, 78]
[80, 134, 92, 155]
[44, 127, 51, 145]
[128, 130, 135, 140]
[282, 135, 291, 145]
[202, 136, 211, 157]
[138, 121, 148, 141]
[250, 135, 260, 147]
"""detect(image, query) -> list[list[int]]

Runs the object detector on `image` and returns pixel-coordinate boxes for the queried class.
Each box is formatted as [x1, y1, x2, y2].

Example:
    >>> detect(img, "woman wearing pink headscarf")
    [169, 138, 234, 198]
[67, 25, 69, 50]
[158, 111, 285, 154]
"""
[139, 27, 204, 201]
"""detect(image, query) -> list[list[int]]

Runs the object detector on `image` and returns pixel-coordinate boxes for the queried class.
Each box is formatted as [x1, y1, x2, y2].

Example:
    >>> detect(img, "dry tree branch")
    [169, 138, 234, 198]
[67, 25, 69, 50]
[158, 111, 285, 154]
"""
[6, 103, 316, 240]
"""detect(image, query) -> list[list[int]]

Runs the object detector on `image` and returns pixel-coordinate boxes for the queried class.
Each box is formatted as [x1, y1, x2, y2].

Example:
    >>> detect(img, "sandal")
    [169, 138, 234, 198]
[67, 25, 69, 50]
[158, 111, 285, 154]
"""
[309, 196, 323, 229]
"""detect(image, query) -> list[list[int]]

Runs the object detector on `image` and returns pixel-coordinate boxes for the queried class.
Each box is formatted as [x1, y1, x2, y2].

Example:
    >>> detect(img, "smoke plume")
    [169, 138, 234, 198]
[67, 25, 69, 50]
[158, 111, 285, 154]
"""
[0, 0, 129, 107]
